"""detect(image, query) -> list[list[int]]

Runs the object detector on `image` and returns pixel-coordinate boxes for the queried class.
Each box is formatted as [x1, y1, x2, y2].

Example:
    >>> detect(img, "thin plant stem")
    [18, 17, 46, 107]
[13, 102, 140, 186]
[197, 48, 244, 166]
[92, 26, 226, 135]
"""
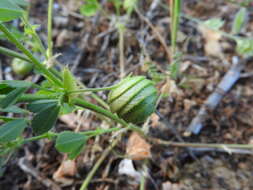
[0, 46, 32, 63]
[118, 23, 125, 79]
[68, 84, 120, 94]
[47, 0, 54, 59]
[79, 136, 120, 190]
[21, 127, 121, 145]
[170, 0, 181, 54]
[0, 23, 62, 87]
[72, 98, 128, 127]
[149, 137, 253, 150]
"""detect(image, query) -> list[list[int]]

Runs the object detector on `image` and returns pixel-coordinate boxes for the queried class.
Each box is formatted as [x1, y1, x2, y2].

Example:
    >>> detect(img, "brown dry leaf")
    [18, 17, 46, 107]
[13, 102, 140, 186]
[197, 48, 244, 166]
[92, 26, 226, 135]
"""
[55, 29, 74, 47]
[126, 132, 151, 160]
[59, 113, 77, 128]
[199, 25, 223, 58]
[161, 78, 183, 97]
[150, 113, 160, 128]
[53, 160, 77, 185]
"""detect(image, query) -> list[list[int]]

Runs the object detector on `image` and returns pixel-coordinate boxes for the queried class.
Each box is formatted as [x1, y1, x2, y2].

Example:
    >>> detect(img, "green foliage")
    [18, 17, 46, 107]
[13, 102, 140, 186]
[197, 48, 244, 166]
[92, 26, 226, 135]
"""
[1, 80, 33, 88]
[203, 18, 224, 30]
[55, 131, 87, 159]
[0, 119, 27, 143]
[0, 87, 28, 109]
[0, 105, 28, 114]
[31, 103, 60, 135]
[236, 38, 253, 56]
[232, 7, 247, 34]
[0, 0, 25, 22]
[80, 0, 100, 17]
[27, 99, 58, 113]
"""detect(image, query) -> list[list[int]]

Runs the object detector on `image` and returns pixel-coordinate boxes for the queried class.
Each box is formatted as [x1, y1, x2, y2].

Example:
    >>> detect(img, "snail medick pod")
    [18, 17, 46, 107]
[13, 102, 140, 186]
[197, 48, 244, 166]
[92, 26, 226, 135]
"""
[11, 58, 33, 76]
[108, 76, 158, 124]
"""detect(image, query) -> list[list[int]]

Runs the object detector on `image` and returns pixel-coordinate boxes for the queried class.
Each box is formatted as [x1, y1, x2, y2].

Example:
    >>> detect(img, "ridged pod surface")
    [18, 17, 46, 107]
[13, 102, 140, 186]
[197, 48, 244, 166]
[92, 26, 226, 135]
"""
[108, 76, 158, 124]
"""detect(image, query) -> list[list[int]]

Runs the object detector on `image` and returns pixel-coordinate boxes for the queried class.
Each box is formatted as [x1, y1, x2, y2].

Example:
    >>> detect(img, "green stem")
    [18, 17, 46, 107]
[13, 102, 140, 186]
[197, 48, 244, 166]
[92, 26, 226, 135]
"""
[171, 0, 181, 54]
[118, 23, 125, 78]
[72, 98, 128, 126]
[22, 127, 121, 145]
[81, 127, 121, 137]
[47, 0, 54, 59]
[68, 85, 119, 94]
[0, 23, 62, 87]
[0, 46, 31, 63]
[22, 132, 56, 144]
[17, 94, 60, 102]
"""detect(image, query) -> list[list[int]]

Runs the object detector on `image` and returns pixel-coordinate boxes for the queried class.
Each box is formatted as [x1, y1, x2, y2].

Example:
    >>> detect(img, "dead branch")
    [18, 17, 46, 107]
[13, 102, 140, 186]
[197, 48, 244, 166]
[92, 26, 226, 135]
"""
[185, 56, 252, 136]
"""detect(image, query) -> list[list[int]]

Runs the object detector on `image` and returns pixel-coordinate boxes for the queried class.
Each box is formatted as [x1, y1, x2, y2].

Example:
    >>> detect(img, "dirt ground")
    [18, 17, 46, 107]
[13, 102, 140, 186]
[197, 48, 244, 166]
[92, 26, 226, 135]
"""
[0, 0, 253, 190]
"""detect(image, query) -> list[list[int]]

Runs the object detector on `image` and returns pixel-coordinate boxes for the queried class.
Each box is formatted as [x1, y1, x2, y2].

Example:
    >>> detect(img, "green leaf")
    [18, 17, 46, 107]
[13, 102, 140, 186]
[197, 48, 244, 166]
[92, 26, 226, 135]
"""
[27, 100, 58, 113]
[236, 38, 253, 56]
[60, 103, 76, 115]
[55, 131, 87, 159]
[1, 80, 33, 88]
[232, 8, 247, 34]
[0, 87, 27, 109]
[203, 18, 224, 30]
[12, 0, 29, 7]
[0, 84, 8, 90]
[0, 119, 27, 143]
[0, 0, 24, 22]
[80, 0, 100, 17]
[0, 105, 28, 114]
[31, 103, 60, 135]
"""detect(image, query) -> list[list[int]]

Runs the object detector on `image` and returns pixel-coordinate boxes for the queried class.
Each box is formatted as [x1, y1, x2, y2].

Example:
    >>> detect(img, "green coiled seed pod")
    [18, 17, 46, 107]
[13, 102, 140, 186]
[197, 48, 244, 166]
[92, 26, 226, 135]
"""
[108, 76, 158, 124]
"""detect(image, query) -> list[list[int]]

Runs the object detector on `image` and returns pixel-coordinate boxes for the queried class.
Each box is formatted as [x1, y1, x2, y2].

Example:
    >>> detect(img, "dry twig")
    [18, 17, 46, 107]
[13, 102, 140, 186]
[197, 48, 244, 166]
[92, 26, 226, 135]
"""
[185, 56, 251, 136]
